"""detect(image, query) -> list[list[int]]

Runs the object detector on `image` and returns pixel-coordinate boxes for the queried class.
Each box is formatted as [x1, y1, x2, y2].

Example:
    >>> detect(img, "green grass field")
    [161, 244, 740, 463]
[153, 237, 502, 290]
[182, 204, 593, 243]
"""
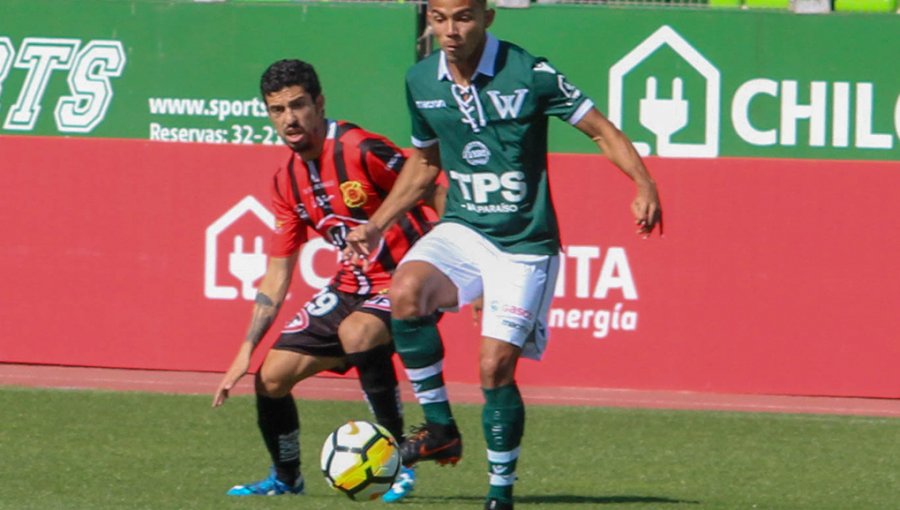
[1, 386, 897, 510]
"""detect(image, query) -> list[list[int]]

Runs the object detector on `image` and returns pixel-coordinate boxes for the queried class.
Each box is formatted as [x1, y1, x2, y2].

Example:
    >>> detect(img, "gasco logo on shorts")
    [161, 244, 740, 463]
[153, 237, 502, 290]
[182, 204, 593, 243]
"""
[490, 300, 533, 320]
[462, 141, 491, 166]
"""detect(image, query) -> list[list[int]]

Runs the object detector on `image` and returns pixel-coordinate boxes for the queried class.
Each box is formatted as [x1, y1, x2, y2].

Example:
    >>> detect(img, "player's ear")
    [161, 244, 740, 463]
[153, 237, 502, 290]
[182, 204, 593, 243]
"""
[484, 8, 495, 28]
[316, 94, 325, 114]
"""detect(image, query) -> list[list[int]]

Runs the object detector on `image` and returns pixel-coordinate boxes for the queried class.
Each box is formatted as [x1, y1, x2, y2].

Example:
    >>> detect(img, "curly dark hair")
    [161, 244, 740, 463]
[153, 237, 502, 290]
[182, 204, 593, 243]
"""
[260, 59, 321, 100]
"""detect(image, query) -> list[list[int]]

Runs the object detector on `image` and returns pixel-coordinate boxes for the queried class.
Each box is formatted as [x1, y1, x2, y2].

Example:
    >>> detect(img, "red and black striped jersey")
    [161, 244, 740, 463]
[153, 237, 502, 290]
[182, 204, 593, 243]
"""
[269, 119, 433, 295]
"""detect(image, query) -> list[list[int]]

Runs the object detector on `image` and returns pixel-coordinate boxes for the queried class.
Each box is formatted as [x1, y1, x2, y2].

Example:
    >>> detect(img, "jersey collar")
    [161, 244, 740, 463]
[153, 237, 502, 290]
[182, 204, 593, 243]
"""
[437, 33, 499, 82]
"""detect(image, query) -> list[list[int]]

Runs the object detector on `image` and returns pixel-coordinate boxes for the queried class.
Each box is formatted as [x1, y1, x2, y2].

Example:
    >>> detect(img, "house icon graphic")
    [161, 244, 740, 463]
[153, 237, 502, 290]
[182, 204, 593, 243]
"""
[608, 25, 720, 158]
[204, 195, 275, 300]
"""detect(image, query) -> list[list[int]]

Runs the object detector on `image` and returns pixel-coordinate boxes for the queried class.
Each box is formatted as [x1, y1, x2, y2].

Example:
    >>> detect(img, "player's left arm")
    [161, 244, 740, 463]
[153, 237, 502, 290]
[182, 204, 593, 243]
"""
[575, 108, 662, 237]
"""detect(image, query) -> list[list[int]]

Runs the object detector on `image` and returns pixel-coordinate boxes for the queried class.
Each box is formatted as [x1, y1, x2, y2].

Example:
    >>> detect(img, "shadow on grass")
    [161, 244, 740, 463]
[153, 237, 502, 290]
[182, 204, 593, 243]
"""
[519, 494, 701, 505]
[413, 494, 700, 505]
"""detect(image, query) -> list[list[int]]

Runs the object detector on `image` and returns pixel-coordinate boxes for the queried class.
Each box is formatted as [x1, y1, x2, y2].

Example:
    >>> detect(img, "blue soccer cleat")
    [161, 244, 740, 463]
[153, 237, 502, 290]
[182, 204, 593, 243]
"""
[226, 468, 305, 496]
[382, 465, 416, 503]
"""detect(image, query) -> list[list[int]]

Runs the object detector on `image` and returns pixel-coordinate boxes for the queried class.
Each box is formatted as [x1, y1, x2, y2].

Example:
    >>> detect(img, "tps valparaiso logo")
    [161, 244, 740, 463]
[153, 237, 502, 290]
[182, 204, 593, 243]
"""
[610, 25, 899, 158]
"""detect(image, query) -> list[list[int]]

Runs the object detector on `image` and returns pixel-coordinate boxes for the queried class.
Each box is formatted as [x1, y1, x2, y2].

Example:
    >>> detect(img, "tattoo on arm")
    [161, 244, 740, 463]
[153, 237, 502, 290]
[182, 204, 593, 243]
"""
[254, 293, 274, 306]
[245, 292, 281, 346]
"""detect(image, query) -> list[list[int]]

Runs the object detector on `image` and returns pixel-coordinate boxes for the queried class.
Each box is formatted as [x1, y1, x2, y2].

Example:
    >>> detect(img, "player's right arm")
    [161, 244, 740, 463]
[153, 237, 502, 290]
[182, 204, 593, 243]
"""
[344, 144, 442, 262]
[345, 74, 442, 263]
[423, 171, 449, 218]
[212, 252, 298, 407]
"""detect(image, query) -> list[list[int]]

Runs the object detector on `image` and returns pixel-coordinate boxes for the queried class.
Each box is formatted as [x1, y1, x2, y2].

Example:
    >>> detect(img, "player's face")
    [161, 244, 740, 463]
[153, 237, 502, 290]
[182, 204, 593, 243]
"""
[427, 0, 494, 67]
[265, 85, 326, 156]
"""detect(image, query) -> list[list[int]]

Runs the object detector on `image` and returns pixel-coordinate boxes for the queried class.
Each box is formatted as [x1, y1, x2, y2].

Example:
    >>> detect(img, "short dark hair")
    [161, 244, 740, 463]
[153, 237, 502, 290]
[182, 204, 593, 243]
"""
[428, 0, 489, 8]
[260, 59, 321, 100]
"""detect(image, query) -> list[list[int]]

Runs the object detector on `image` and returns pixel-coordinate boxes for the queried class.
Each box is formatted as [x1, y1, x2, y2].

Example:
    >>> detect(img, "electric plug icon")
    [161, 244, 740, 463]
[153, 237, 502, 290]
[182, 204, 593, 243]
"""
[228, 235, 267, 300]
[639, 77, 689, 155]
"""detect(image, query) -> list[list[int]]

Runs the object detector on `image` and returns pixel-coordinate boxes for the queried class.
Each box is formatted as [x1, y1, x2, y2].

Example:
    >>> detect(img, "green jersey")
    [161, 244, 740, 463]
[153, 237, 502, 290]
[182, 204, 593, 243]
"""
[405, 34, 593, 255]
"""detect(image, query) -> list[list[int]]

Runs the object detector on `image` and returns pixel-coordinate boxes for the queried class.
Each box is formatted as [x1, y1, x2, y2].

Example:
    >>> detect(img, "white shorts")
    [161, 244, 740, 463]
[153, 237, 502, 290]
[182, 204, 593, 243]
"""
[400, 222, 559, 360]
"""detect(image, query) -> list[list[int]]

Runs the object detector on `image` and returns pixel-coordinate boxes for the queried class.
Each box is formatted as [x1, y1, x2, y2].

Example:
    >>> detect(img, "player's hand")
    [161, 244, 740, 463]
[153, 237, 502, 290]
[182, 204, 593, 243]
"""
[632, 182, 662, 238]
[212, 349, 251, 408]
[343, 223, 383, 270]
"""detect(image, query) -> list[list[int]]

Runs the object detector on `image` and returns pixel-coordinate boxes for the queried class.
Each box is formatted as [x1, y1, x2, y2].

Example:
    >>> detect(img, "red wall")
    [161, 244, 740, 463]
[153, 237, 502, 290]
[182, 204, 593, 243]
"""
[1, 136, 898, 398]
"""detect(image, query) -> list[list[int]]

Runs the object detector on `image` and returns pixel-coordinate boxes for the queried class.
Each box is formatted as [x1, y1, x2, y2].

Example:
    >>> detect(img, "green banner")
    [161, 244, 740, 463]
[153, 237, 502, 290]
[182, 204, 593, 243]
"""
[1, 2, 897, 160]
[491, 7, 899, 161]
[0, 0, 416, 146]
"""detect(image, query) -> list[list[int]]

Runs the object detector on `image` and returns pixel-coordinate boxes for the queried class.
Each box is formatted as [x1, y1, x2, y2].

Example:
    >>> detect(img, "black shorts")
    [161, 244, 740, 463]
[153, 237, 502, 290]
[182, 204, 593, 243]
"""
[273, 286, 392, 372]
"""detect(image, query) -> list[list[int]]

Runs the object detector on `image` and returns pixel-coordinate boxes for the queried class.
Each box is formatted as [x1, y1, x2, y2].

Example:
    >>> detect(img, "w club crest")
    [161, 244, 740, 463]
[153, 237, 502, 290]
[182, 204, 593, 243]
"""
[486, 89, 528, 119]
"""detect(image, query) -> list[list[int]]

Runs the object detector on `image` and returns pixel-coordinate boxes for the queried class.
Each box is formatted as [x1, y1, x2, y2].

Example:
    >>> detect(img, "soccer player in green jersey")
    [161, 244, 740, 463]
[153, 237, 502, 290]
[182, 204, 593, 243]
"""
[346, 0, 661, 508]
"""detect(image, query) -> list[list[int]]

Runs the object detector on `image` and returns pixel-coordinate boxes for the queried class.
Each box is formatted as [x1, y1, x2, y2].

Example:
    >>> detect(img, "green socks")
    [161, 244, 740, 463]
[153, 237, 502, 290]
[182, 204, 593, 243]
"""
[393, 316, 525, 505]
[482, 383, 525, 503]
[391, 316, 455, 426]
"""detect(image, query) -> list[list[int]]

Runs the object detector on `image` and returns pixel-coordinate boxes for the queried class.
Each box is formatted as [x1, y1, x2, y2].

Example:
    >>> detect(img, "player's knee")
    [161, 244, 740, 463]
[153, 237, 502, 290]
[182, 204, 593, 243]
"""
[389, 275, 427, 319]
[254, 369, 292, 398]
[338, 319, 386, 353]
[479, 351, 517, 388]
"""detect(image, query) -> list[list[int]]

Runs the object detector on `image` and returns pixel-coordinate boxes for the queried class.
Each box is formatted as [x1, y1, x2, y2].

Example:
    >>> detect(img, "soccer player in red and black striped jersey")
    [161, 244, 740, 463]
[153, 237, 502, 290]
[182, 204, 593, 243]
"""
[212, 59, 441, 500]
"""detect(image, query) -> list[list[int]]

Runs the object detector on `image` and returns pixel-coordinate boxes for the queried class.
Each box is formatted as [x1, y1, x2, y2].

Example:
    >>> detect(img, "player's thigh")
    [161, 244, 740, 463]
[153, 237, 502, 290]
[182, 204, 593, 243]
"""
[256, 348, 344, 397]
[269, 286, 359, 383]
[395, 223, 490, 313]
[481, 253, 559, 360]
[337, 306, 391, 354]
[390, 261, 460, 317]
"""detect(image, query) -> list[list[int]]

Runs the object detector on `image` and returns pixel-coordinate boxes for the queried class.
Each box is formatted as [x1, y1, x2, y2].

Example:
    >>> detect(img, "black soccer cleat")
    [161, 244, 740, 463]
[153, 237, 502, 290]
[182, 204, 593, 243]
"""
[484, 498, 514, 510]
[399, 422, 463, 467]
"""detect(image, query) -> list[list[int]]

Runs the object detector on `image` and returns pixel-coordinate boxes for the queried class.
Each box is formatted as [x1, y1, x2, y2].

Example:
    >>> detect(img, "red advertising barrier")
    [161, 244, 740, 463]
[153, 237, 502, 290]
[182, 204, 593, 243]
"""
[1, 136, 898, 398]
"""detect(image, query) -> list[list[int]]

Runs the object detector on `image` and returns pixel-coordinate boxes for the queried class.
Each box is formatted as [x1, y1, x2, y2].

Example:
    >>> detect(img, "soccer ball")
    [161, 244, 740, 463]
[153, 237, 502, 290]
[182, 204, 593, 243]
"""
[320, 420, 401, 501]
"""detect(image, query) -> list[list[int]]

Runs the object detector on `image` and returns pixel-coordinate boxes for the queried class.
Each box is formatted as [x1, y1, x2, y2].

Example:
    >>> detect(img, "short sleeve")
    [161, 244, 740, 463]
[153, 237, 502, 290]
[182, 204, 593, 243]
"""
[269, 171, 307, 257]
[361, 135, 406, 193]
[406, 77, 438, 148]
[532, 58, 594, 126]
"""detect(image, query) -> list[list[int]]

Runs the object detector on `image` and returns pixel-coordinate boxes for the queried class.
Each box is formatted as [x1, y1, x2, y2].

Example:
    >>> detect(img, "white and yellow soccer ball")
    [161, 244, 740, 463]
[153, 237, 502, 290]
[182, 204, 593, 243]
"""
[320, 420, 401, 501]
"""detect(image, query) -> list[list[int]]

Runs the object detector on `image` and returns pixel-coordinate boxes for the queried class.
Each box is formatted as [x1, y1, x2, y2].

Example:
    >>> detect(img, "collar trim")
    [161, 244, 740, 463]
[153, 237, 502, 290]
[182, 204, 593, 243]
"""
[437, 33, 499, 82]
